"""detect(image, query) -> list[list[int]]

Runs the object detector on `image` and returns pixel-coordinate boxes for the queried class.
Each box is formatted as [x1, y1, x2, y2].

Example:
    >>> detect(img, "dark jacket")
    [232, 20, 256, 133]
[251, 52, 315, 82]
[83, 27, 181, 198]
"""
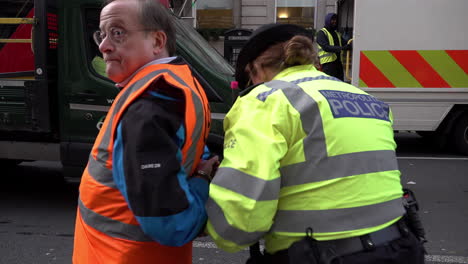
[317, 13, 343, 58]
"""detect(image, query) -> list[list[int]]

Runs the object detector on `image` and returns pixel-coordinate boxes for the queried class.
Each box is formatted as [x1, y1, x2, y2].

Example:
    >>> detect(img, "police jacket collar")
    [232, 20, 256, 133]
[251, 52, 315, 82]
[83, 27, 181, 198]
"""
[240, 82, 264, 97]
[240, 65, 318, 97]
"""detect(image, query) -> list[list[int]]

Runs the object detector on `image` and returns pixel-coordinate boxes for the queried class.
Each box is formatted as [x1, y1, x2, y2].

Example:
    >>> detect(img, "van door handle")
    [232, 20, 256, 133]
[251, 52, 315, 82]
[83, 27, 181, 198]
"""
[76, 91, 99, 97]
[76, 91, 100, 103]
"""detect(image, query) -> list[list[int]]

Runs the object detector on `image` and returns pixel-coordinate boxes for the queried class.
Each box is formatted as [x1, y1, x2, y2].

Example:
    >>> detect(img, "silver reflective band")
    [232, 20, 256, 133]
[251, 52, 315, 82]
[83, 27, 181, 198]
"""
[79, 199, 153, 242]
[206, 198, 266, 245]
[319, 53, 334, 58]
[291, 76, 342, 84]
[264, 79, 328, 160]
[271, 197, 405, 233]
[69, 103, 110, 112]
[87, 156, 117, 189]
[211, 113, 226, 120]
[183, 87, 205, 174]
[212, 167, 281, 201]
[280, 150, 399, 187]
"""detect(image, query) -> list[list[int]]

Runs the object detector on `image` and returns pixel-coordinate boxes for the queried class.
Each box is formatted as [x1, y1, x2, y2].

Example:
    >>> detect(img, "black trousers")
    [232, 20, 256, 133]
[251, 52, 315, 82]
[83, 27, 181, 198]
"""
[263, 232, 425, 264]
[332, 233, 425, 264]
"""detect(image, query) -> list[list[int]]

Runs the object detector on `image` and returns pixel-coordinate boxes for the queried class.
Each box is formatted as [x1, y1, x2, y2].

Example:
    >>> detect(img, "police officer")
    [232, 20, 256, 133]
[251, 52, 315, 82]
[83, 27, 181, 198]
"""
[201, 24, 425, 264]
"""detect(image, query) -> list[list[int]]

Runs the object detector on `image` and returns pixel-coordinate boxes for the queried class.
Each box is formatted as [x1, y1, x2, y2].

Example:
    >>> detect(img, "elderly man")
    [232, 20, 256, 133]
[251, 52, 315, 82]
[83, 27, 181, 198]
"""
[72, 0, 211, 263]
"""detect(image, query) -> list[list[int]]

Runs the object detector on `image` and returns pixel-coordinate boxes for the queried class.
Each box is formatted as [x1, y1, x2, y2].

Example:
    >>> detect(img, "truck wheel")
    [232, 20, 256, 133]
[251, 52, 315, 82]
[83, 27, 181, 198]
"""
[452, 115, 468, 156]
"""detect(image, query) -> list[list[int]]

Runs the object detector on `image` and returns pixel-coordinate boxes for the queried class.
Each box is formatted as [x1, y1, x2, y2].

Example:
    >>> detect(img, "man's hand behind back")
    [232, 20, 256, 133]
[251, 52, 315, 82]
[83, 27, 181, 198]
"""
[193, 156, 220, 181]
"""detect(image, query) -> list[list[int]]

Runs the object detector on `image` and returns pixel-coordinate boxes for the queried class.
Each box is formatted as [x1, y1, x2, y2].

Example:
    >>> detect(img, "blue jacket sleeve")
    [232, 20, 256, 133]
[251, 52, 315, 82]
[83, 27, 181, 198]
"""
[112, 90, 209, 247]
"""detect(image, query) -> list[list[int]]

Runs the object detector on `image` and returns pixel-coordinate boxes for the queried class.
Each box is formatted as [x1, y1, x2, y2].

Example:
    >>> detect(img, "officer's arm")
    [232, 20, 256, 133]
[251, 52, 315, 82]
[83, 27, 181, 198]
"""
[113, 95, 208, 247]
[206, 95, 289, 252]
[316, 30, 343, 53]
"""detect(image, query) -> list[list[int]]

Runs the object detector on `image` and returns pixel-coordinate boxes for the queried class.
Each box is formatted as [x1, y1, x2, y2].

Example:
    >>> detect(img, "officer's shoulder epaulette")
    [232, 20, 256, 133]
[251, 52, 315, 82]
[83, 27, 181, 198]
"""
[239, 82, 264, 97]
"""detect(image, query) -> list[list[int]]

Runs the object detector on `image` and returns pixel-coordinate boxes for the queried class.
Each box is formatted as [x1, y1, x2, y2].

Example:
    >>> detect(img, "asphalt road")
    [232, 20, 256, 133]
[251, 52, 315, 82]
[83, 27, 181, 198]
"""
[0, 132, 467, 264]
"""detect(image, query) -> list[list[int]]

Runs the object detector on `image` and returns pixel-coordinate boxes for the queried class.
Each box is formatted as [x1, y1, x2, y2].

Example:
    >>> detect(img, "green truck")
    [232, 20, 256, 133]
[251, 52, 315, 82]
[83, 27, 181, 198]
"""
[0, 0, 235, 176]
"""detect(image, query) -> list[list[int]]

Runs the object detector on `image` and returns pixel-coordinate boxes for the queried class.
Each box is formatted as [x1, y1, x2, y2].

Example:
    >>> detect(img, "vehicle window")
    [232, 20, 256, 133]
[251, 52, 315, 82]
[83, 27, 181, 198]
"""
[83, 8, 108, 78]
[0, 0, 35, 77]
[82, 8, 233, 79]
[173, 18, 234, 77]
[276, 1, 315, 29]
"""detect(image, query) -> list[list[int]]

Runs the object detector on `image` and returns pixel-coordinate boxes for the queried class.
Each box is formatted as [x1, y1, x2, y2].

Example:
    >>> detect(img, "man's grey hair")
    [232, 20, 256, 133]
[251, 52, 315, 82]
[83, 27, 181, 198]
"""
[103, 0, 176, 56]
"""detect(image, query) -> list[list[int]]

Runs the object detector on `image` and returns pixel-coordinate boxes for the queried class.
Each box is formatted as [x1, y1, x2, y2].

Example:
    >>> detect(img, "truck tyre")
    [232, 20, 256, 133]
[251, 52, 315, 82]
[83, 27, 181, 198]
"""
[452, 115, 468, 156]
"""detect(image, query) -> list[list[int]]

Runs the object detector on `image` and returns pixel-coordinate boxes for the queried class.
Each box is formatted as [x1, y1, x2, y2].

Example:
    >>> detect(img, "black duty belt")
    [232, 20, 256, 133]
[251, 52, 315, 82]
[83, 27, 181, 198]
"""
[268, 220, 407, 260]
[316, 220, 406, 256]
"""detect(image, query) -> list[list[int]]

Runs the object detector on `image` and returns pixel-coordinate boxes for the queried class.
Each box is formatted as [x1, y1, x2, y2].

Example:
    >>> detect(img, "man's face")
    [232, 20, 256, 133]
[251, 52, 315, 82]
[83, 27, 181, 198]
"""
[331, 18, 337, 27]
[98, 0, 157, 83]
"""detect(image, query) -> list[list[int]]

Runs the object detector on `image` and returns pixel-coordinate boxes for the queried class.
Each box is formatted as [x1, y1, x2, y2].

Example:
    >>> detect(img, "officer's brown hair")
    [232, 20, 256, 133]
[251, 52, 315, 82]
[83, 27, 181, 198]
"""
[247, 35, 319, 79]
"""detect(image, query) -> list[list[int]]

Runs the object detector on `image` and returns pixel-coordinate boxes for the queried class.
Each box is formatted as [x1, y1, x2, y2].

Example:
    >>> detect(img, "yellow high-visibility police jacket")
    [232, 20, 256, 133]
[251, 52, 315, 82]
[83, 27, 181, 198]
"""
[206, 65, 405, 254]
[318, 28, 343, 64]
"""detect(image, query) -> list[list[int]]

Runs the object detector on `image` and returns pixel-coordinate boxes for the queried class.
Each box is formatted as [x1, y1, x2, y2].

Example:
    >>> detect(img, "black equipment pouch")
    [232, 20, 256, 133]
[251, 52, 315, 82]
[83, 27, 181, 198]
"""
[402, 188, 427, 243]
[288, 228, 337, 264]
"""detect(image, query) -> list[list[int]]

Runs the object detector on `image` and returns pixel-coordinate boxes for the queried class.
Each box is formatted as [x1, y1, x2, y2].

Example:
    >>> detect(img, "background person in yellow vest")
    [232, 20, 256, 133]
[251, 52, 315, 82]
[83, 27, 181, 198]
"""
[199, 24, 425, 264]
[317, 13, 351, 81]
[72, 0, 211, 263]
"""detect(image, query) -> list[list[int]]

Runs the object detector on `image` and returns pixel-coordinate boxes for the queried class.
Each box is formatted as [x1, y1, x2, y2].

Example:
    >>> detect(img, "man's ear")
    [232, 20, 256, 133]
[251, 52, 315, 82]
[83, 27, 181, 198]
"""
[152, 31, 168, 56]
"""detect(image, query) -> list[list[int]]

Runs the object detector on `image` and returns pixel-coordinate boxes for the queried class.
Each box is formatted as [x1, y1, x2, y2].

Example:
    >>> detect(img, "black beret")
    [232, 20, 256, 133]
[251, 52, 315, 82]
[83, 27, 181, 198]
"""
[235, 23, 310, 90]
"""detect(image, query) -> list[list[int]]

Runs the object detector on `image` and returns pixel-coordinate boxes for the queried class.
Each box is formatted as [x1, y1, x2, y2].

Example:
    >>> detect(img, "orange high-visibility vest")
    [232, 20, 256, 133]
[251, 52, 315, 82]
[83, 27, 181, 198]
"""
[73, 63, 211, 264]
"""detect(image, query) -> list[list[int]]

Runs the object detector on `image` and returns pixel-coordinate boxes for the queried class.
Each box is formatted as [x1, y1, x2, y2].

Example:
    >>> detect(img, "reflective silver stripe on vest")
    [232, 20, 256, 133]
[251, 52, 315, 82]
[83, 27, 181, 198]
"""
[264, 79, 327, 160]
[206, 197, 266, 245]
[211, 167, 281, 201]
[184, 87, 205, 174]
[160, 69, 205, 175]
[87, 155, 116, 189]
[319, 53, 334, 59]
[281, 150, 398, 186]
[271, 198, 405, 233]
[78, 198, 153, 242]
[291, 76, 342, 84]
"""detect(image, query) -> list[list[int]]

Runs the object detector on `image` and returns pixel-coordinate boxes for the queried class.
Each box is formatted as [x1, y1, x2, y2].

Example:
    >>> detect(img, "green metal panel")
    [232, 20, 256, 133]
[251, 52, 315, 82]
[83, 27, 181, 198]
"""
[0, 0, 233, 166]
